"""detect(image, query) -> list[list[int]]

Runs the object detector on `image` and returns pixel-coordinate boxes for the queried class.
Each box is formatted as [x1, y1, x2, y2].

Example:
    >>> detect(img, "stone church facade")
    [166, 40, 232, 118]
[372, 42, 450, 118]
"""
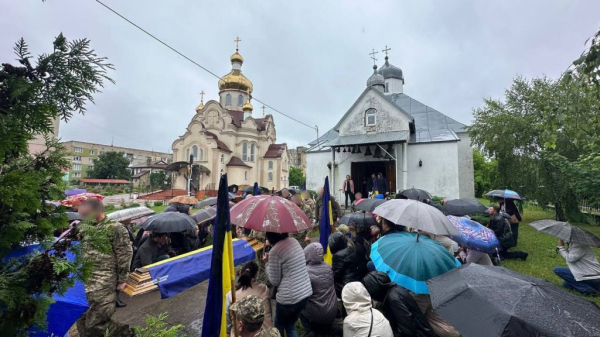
[171, 44, 288, 192]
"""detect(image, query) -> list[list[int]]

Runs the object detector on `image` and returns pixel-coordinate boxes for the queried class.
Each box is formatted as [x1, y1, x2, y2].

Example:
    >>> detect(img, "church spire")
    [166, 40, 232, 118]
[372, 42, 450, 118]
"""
[367, 49, 385, 91]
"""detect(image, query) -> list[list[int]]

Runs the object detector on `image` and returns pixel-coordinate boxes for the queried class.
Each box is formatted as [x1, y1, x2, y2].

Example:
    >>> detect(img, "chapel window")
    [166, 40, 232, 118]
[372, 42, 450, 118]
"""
[250, 143, 255, 162]
[199, 148, 204, 161]
[186, 148, 190, 160]
[366, 108, 377, 126]
[238, 94, 243, 107]
[192, 145, 198, 161]
[268, 161, 273, 170]
[245, 171, 248, 181]
[242, 142, 248, 161]
[268, 172, 273, 181]
[221, 154, 225, 163]
[226, 94, 232, 106]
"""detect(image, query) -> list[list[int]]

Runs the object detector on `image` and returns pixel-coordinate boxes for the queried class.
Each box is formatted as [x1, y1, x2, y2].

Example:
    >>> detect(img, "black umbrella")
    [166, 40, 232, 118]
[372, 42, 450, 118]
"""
[441, 199, 488, 216]
[228, 184, 239, 193]
[353, 199, 387, 212]
[339, 213, 377, 228]
[398, 188, 432, 201]
[141, 212, 196, 232]
[241, 185, 269, 194]
[530, 220, 600, 247]
[428, 263, 600, 337]
[276, 188, 300, 196]
[197, 194, 236, 208]
[191, 207, 216, 224]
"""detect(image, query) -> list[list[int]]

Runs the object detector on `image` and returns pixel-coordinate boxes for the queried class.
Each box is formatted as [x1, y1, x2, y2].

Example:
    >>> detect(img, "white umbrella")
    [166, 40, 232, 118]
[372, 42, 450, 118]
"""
[373, 199, 459, 236]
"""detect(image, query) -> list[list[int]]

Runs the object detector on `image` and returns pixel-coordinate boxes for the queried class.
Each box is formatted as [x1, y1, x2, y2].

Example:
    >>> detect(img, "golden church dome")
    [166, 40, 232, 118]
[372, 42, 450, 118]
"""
[195, 101, 204, 112]
[230, 51, 244, 64]
[218, 70, 254, 93]
[243, 100, 253, 112]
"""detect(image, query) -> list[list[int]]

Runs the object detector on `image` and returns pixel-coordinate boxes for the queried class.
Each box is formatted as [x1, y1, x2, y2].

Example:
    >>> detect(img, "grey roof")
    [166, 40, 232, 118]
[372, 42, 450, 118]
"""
[378, 57, 404, 82]
[389, 93, 466, 143]
[367, 66, 385, 87]
[308, 128, 339, 147]
[327, 131, 409, 147]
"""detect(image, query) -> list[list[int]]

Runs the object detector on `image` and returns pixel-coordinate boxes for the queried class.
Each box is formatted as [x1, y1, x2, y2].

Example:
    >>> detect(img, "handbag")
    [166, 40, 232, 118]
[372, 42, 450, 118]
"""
[367, 308, 374, 337]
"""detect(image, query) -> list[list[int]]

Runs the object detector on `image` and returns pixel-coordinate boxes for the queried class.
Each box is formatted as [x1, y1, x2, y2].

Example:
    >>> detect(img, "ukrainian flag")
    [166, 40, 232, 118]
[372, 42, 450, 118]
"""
[320, 176, 334, 265]
[202, 174, 235, 336]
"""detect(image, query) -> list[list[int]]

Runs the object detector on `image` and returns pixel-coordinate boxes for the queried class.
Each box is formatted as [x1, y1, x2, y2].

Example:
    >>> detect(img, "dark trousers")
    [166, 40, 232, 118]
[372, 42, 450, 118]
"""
[299, 312, 342, 336]
[274, 298, 308, 337]
[510, 222, 520, 245]
[554, 267, 600, 295]
[344, 191, 355, 208]
[500, 250, 528, 260]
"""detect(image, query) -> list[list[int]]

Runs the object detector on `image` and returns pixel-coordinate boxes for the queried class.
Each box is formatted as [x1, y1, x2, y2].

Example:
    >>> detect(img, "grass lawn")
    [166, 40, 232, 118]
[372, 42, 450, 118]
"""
[492, 203, 600, 306]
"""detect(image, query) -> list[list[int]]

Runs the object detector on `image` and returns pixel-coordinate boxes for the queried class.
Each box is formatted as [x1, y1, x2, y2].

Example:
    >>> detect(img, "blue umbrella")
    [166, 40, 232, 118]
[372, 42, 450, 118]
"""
[64, 188, 87, 197]
[371, 232, 460, 294]
[447, 216, 501, 253]
[253, 182, 259, 196]
[485, 189, 522, 200]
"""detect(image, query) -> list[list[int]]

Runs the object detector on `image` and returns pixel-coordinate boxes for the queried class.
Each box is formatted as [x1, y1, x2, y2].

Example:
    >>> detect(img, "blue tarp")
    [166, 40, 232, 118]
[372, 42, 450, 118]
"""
[3, 244, 88, 337]
[146, 239, 256, 298]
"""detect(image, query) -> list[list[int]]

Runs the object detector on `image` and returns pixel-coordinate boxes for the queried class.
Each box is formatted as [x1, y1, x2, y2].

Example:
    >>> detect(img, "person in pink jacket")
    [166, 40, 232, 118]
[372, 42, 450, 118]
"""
[341, 175, 355, 209]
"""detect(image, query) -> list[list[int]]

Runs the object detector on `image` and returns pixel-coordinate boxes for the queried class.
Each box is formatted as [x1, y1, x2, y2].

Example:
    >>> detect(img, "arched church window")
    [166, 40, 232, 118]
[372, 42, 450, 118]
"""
[366, 108, 377, 126]
[226, 94, 232, 106]
[186, 148, 190, 161]
[199, 148, 204, 161]
[238, 94, 243, 107]
[245, 171, 248, 181]
[221, 154, 225, 163]
[242, 142, 248, 161]
[250, 143, 255, 162]
[268, 161, 273, 170]
[385, 83, 389, 93]
[268, 172, 273, 181]
[192, 145, 198, 161]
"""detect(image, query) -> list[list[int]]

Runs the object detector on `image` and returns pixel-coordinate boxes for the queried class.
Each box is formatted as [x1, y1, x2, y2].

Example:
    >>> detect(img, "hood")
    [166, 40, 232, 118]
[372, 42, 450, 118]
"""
[304, 242, 324, 265]
[342, 282, 372, 313]
[363, 271, 394, 302]
[328, 232, 347, 254]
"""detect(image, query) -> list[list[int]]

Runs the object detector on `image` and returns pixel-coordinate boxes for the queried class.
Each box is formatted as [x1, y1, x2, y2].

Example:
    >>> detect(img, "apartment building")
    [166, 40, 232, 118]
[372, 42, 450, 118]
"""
[61, 140, 172, 179]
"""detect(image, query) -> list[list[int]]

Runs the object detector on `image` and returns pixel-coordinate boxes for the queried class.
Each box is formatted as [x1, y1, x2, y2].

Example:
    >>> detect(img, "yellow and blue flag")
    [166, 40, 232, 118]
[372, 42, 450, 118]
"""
[320, 176, 334, 265]
[201, 174, 235, 336]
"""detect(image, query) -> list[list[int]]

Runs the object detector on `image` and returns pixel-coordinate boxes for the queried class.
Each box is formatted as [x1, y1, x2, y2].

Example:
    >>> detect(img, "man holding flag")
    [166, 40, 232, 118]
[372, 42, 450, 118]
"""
[202, 174, 237, 337]
[319, 177, 335, 265]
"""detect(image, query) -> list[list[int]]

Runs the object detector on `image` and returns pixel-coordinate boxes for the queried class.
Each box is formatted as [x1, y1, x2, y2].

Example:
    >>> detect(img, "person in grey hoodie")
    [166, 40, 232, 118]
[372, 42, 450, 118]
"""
[264, 232, 312, 337]
[300, 243, 341, 336]
[554, 239, 600, 295]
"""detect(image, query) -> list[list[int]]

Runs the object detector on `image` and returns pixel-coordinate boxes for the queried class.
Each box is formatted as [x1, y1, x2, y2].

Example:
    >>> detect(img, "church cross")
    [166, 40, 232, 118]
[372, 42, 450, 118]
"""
[261, 104, 266, 117]
[234, 37, 242, 51]
[199, 90, 205, 102]
[382, 46, 391, 57]
[369, 48, 378, 66]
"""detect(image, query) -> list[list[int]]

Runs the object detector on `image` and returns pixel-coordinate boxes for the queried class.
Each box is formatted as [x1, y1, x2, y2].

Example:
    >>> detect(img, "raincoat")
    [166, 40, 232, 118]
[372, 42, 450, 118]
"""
[302, 243, 337, 325]
[342, 282, 393, 337]
[363, 272, 435, 337]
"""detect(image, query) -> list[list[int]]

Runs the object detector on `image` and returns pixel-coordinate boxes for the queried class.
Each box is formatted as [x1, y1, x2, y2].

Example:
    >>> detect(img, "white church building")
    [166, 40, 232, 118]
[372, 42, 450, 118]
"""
[306, 54, 474, 199]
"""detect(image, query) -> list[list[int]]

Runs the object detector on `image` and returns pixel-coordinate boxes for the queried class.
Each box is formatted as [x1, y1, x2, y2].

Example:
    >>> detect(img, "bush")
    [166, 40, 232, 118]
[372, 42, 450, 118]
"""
[104, 204, 115, 212]
[128, 203, 141, 208]
[120, 199, 127, 209]
[154, 201, 163, 207]
[144, 201, 152, 208]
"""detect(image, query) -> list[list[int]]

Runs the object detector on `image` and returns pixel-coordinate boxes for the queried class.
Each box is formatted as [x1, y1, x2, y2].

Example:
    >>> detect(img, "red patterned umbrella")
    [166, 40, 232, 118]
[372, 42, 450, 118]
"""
[60, 193, 104, 207]
[230, 195, 310, 233]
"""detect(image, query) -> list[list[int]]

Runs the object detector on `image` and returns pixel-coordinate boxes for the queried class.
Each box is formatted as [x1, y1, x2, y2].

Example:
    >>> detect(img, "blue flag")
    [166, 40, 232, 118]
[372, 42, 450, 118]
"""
[320, 177, 333, 265]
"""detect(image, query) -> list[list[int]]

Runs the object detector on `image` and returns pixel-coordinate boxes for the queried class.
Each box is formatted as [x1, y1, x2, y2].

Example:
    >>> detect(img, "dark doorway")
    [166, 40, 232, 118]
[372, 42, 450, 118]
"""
[351, 160, 396, 196]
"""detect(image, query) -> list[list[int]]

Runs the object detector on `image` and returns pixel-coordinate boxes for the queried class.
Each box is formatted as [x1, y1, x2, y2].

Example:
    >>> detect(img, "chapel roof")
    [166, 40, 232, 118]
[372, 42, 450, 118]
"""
[226, 156, 251, 168]
[203, 131, 232, 153]
[227, 110, 268, 131]
[263, 144, 286, 158]
[132, 170, 150, 178]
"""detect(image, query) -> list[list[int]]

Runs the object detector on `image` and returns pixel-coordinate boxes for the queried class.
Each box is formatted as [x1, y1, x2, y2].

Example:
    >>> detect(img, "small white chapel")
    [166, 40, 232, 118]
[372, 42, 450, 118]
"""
[306, 48, 474, 199]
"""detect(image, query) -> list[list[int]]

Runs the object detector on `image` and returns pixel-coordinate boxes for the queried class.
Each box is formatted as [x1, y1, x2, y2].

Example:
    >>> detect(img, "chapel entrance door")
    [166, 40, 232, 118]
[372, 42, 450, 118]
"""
[351, 160, 396, 196]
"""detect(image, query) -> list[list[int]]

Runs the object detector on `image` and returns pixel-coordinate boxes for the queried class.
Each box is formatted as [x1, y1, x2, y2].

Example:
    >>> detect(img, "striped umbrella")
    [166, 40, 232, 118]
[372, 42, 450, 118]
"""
[529, 220, 600, 247]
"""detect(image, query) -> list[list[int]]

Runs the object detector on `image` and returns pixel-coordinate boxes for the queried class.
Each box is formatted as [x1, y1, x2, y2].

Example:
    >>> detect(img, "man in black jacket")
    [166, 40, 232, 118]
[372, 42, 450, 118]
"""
[363, 272, 435, 337]
[328, 232, 360, 298]
[488, 205, 528, 261]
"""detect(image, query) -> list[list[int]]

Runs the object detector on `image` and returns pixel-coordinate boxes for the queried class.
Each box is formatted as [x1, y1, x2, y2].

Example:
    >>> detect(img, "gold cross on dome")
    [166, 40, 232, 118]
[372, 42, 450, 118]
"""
[382, 46, 391, 57]
[199, 90, 205, 101]
[262, 104, 266, 117]
[369, 48, 378, 66]
[234, 37, 242, 51]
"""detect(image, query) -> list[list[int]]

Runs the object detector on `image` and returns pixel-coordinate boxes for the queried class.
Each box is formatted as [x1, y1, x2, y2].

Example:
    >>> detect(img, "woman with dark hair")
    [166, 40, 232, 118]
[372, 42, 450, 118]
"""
[226, 261, 273, 335]
[264, 232, 312, 337]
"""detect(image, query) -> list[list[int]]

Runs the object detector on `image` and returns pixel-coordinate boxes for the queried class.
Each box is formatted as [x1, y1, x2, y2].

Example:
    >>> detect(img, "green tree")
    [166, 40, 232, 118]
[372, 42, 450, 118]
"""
[150, 171, 166, 190]
[472, 149, 498, 198]
[87, 151, 131, 180]
[289, 166, 305, 187]
[0, 34, 113, 335]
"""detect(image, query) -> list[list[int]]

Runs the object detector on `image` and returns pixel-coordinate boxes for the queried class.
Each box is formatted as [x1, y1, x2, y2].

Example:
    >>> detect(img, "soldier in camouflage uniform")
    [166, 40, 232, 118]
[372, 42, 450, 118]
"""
[230, 295, 281, 337]
[76, 199, 133, 337]
[289, 194, 312, 248]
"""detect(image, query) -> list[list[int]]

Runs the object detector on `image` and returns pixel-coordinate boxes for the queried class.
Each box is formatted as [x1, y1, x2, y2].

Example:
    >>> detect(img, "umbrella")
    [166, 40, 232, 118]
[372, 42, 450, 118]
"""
[485, 189, 522, 200]
[371, 232, 460, 294]
[197, 195, 236, 208]
[440, 199, 488, 216]
[353, 198, 387, 212]
[64, 188, 87, 196]
[276, 188, 300, 196]
[373, 199, 459, 236]
[191, 207, 217, 224]
[446, 216, 500, 253]
[397, 188, 432, 201]
[141, 212, 196, 232]
[66, 212, 82, 221]
[529, 220, 600, 247]
[428, 263, 600, 337]
[339, 213, 377, 229]
[230, 195, 310, 233]
[228, 184, 239, 193]
[60, 193, 104, 207]
[107, 206, 155, 222]
[241, 185, 268, 194]
[169, 195, 199, 205]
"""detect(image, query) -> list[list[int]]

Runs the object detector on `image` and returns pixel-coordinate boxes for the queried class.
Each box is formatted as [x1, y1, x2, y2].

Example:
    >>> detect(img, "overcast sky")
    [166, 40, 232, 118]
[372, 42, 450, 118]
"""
[2, 1, 599, 153]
